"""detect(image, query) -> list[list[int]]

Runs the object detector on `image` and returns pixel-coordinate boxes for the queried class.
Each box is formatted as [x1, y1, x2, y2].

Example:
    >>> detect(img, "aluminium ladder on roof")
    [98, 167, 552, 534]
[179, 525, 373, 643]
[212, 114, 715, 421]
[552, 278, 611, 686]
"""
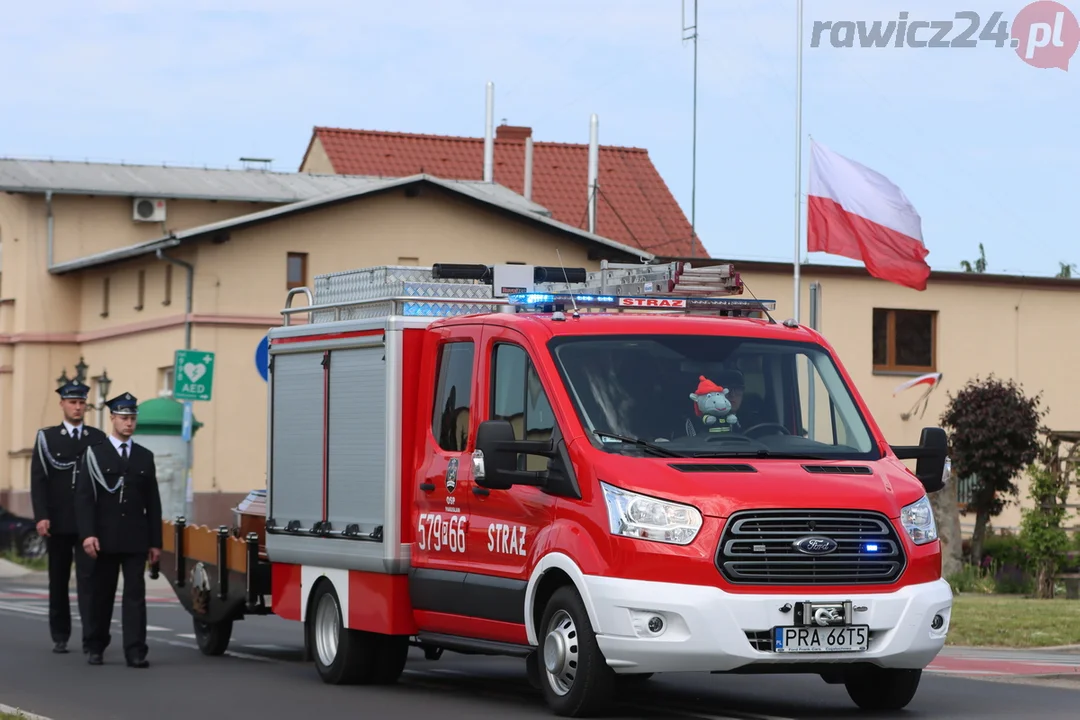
[280, 262, 746, 325]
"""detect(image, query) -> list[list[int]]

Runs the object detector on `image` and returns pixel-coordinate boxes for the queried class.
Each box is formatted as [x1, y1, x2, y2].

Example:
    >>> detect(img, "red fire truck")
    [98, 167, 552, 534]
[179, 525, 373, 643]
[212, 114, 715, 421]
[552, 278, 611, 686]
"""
[159, 260, 952, 717]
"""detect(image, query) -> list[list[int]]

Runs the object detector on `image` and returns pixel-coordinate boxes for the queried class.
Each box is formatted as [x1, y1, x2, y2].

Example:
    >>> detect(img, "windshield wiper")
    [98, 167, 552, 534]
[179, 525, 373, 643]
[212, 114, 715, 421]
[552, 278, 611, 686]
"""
[592, 431, 684, 458]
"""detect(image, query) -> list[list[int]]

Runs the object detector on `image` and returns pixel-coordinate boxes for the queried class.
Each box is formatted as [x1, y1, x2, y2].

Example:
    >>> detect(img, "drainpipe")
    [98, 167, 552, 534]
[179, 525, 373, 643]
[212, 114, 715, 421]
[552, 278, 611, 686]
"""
[155, 246, 193, 349]
[155, 245, 195, 523]
[46, 191, 54, 268]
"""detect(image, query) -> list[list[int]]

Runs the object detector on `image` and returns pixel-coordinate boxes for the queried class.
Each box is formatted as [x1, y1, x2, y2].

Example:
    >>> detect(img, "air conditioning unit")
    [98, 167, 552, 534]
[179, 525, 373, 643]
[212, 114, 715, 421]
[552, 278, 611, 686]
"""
[133, 197, 166, 222]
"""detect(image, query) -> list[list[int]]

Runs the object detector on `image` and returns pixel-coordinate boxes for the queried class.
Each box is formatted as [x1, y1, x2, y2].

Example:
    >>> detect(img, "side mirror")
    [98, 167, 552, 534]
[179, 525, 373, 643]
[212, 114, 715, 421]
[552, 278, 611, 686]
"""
[890, 427, 950, 493]
[473, 419, 556, 490]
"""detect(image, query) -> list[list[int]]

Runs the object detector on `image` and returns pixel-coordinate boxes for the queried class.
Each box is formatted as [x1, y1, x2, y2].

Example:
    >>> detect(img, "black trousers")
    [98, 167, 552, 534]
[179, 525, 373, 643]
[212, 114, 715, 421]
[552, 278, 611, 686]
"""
[45, 533, 94, 647]
[85, 551, 148, 659]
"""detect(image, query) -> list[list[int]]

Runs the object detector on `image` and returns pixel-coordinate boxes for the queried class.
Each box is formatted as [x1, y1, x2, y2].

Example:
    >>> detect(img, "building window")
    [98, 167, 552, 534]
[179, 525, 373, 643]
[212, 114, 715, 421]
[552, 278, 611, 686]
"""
[135, 269, 145, 311]
[873, 308, 936, 373]
[158, 366, 174, 397]
[287, 252, 307, 290]
[163, 264, 172, 306]
[100, 277, 110, 318]
[431, 341, 474, 452]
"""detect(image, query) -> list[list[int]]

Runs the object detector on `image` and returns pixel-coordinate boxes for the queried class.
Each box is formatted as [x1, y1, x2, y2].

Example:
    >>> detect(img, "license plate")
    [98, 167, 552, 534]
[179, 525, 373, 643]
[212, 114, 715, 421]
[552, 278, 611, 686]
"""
[773, 625, 869, 653]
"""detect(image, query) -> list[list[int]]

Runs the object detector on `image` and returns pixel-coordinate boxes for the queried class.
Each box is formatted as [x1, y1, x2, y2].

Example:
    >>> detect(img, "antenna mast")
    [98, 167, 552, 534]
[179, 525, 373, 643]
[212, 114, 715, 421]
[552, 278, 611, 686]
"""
[682, 0, 698, 260]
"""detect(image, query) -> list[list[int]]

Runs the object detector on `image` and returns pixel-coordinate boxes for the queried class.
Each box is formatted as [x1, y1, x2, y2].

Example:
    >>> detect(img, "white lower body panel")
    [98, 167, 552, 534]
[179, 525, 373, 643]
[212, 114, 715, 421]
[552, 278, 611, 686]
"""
[582, 575, 953, 675]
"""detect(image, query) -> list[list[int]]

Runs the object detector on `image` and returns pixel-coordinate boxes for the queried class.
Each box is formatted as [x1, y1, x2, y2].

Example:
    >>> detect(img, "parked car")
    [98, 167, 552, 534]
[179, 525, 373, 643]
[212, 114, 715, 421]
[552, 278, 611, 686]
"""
[0, 505, 45, 559]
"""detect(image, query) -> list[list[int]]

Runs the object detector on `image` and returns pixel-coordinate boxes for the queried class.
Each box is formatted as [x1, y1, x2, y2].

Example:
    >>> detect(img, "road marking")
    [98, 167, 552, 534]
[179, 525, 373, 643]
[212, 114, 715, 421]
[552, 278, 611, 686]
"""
[147, 625, 171, 632]
[241, 644, 291, 651]
[176, 633, 196, 639]
[0, 601, 47, 616]
[0, 702, 53, 720]
[152, 637, 284, 664]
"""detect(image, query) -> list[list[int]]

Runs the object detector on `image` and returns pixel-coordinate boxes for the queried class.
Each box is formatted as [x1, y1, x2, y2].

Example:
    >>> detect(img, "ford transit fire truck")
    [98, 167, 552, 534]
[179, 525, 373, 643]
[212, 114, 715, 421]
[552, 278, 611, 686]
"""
[159, 260, 952, 718]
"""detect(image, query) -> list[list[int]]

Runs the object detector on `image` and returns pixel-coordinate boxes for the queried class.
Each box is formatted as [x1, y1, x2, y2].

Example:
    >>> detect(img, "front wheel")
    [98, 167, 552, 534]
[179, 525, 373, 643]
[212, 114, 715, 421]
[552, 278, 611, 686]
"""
[193, 617, 233, 656]
[844, 667, 922, 711]
[537, 585, 616, 717]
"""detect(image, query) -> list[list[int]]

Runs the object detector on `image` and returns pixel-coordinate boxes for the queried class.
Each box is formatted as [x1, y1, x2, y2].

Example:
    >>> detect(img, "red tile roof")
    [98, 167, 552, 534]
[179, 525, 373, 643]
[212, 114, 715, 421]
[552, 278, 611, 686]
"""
[305, 126, 708, 258]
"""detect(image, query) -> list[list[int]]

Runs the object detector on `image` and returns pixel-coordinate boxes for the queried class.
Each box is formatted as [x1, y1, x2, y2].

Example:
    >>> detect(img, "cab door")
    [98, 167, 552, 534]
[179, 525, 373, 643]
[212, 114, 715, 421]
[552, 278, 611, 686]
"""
[410, 325, 480, 616]
[463, 326, 560, 627]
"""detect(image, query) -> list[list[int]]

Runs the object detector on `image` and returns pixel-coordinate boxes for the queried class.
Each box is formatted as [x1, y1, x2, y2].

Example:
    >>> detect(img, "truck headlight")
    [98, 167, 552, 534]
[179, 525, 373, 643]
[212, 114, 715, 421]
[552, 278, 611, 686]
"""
[900, 495, 938, 545]
[601, 482, 702, 545]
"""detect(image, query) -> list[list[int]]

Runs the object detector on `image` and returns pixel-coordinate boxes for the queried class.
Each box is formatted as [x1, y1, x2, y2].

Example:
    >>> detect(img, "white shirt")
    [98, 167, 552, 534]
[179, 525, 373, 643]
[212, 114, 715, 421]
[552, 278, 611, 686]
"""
[63, 420, 85, 439]
[109, 435, 132, 457]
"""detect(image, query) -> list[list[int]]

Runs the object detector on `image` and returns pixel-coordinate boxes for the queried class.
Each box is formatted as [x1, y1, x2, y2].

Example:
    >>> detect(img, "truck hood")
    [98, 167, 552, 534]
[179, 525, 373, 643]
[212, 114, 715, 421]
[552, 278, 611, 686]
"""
[587, 451, 926, 519]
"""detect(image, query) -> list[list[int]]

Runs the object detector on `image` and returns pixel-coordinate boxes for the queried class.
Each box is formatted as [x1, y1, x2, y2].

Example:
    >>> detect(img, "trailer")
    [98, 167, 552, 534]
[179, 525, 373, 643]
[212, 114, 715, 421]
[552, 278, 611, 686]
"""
[157, 490, 272, 655]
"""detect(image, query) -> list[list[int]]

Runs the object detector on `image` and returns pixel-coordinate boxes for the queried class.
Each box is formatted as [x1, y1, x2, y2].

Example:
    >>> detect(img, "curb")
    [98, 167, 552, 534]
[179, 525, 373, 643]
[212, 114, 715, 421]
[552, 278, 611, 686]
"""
[0, 702, 53, 720]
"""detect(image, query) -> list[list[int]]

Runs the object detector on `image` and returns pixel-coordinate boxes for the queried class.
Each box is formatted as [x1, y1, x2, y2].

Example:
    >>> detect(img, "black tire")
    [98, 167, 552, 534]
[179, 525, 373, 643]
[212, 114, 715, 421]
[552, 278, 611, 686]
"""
[307, 582, 379, 685]
[844, 667, 922, 711]
[370, 634, 410, 684]
[537, 585, 616, 717]
[193, 617, 233, 656]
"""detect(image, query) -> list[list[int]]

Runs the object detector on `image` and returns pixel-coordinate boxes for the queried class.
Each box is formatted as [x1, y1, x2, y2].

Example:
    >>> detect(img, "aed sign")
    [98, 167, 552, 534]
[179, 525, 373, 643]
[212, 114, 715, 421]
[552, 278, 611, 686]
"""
[618, 297, 687, 308]
[173, 349, 216, 402]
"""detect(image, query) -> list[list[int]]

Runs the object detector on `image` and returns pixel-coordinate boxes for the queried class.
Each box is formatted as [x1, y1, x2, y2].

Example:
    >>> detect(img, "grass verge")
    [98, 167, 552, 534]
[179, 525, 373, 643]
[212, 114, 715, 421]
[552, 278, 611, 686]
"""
[0, 549, 47, 572]
[947, 594, 1080, 648]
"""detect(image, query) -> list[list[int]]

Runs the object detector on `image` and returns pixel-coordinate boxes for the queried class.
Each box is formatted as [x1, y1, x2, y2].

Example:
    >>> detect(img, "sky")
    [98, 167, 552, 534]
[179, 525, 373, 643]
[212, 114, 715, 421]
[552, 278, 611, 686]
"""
[0, 0, 1076, 277]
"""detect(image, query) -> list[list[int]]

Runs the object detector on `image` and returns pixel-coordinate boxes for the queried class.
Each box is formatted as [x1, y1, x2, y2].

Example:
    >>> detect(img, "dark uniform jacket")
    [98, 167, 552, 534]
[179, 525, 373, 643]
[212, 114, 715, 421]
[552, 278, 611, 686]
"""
[75, 439, 163, 555]
[30, 424, 107, 536]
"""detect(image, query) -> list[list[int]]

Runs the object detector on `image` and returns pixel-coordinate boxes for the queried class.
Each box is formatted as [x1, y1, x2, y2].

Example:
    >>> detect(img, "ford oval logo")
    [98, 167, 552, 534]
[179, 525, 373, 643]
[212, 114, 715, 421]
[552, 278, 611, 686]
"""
[793, 536, 838, 555]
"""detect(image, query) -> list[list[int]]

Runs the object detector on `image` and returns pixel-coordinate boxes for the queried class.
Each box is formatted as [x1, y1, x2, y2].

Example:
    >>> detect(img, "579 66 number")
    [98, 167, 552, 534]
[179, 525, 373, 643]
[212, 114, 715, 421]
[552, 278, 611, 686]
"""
[417, 513, 467, 553]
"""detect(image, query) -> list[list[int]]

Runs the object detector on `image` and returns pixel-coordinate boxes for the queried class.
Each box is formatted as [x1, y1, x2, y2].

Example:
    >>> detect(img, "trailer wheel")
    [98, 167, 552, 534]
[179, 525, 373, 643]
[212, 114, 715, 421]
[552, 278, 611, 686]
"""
[537, 585, 615, 717]
[308, 582, 378, 685]
[193, 617, 233, 656]
[844, 667, 922, 711]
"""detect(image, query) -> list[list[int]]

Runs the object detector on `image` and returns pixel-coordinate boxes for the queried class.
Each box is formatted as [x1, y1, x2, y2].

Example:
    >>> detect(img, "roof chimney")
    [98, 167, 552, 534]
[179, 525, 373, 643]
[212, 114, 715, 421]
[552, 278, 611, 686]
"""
[587, 113, 599, 234]
[496, 125, 533, 141]
[483, 82, 495, 183]
[523, 136, 534, 200]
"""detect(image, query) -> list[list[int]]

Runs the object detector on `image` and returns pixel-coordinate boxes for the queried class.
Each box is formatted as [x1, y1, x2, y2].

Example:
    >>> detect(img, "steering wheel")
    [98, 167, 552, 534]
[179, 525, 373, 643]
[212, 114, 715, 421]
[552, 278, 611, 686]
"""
[742, 422, 793, 438]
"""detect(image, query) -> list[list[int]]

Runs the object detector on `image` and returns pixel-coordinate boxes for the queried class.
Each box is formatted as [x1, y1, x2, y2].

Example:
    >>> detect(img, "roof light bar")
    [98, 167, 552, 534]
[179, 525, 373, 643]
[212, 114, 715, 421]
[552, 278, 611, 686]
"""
[507, 292, 776, 313]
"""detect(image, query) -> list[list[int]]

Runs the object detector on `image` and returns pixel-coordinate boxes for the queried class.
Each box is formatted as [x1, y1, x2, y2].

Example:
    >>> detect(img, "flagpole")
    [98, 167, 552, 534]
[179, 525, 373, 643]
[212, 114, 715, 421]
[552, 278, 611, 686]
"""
[793, 0, 804, 323]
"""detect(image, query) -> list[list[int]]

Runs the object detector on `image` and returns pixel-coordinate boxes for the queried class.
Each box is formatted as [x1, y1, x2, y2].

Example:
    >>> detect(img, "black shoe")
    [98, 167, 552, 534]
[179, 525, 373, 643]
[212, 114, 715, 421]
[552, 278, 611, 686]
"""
[52, 641, 69, 654]
[87, 652, 103, 665]
[126, 655, 148, 668]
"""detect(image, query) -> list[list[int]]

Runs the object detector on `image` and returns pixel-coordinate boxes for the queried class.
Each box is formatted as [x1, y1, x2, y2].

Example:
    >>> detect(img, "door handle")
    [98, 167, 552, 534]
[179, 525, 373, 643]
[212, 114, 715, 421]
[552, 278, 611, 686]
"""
[472, 486, 490, 497]
[419, 483, 436, 492]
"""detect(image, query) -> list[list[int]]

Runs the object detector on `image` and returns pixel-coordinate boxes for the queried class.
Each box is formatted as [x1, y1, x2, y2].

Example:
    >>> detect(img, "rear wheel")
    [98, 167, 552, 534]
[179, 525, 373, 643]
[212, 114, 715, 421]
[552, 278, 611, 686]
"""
[538, 585, 616, 717]
[844, 667, 922, 711]
[308, 581, 404, 685]
[193, 617, 233, 656]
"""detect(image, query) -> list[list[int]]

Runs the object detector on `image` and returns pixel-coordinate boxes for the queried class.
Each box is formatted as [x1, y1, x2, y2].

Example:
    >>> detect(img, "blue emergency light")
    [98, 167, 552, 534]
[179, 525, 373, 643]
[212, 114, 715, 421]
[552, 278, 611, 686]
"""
[506, 292, 777, 314]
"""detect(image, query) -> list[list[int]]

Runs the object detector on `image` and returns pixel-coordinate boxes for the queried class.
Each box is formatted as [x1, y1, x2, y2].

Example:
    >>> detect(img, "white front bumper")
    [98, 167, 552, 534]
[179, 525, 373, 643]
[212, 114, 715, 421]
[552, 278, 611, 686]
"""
[584, 575, 953, 675]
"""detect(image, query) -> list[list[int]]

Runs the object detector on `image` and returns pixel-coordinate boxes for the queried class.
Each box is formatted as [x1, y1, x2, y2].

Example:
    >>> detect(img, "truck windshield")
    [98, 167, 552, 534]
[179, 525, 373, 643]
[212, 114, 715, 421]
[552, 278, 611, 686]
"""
[548, 334, 880, 461]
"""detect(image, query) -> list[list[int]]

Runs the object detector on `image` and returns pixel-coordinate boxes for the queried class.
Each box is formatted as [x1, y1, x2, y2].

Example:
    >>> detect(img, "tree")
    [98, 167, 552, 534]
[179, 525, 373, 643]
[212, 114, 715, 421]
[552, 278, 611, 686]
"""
[929, 467, 963, 579]
[1019, 431, 1074, 599]
[960, 243, 987, 273]
[940, 375, 1046, 564]
[1056, 262, 1076, 279]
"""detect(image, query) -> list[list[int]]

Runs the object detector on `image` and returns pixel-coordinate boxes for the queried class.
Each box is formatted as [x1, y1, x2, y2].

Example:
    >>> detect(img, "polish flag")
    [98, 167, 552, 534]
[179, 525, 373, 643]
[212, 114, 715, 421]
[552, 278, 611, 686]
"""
[807, 140, 931, 291]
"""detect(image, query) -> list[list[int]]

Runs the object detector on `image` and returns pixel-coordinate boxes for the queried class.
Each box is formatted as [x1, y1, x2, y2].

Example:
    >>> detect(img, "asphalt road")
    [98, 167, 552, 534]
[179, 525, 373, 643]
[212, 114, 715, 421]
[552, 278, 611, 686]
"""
[1, 571, 1080, 720]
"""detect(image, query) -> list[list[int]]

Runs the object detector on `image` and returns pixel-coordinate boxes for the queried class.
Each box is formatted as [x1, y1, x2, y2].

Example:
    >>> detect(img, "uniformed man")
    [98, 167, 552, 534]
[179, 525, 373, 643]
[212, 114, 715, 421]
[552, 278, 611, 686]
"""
[75, 392, 162, 668]
[29, 380, 107, 654]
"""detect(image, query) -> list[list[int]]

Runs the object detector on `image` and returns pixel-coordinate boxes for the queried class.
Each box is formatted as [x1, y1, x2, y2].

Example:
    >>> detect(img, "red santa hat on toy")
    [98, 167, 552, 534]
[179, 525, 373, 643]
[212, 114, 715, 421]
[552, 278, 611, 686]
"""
[693, 375, 725, 417]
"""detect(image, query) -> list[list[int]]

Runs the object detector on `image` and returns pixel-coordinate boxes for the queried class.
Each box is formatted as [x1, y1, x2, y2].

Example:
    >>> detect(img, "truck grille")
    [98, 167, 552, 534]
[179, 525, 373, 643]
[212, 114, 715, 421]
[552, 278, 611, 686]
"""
[716, 510, 906, 586]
